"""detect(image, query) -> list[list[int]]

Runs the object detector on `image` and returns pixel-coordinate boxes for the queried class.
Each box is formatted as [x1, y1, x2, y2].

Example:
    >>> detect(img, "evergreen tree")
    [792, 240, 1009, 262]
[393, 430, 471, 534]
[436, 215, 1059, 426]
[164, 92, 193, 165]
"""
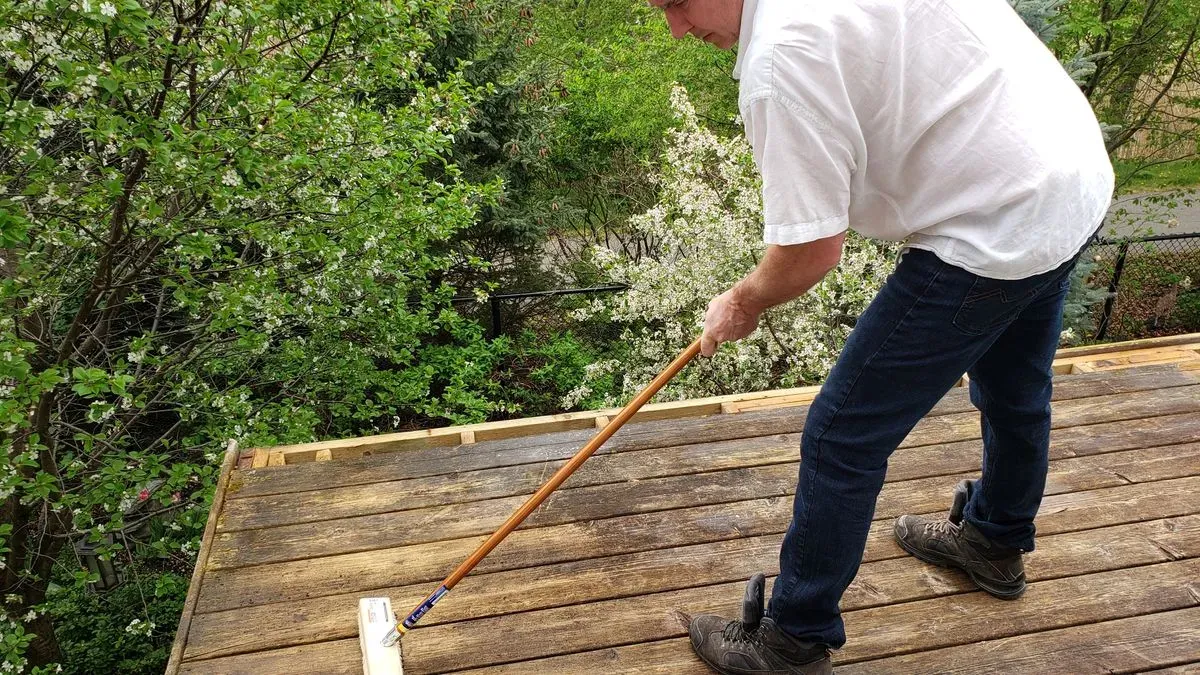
[1010, 0, 1114, 343]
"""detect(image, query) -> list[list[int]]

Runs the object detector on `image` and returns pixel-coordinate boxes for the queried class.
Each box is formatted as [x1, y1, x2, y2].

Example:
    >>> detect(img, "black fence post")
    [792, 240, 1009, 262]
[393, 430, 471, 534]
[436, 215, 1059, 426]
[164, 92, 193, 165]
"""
[489, 296, 503, 339]
[1095, 240, 1131, 342]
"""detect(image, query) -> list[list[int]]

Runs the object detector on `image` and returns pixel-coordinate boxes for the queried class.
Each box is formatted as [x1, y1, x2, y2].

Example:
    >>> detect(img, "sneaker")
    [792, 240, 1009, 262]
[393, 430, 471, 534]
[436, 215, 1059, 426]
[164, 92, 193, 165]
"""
[688, 574, 832, 675]
[893, 479, 1027, 599]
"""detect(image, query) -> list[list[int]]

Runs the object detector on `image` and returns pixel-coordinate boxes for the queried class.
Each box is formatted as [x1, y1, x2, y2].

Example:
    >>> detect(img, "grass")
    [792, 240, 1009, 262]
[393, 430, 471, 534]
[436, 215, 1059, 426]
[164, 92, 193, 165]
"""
[1115, 158, 1200, 193]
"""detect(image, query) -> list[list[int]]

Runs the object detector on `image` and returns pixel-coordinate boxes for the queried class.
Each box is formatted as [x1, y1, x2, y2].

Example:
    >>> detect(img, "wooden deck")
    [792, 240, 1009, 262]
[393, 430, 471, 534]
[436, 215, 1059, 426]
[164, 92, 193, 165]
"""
[169, 339, 1200, 674]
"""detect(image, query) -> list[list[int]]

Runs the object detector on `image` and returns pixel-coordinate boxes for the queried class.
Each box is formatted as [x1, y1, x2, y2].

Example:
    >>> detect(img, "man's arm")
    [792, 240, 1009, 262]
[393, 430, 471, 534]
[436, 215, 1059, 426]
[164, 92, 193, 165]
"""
[700, 232, 846, 356]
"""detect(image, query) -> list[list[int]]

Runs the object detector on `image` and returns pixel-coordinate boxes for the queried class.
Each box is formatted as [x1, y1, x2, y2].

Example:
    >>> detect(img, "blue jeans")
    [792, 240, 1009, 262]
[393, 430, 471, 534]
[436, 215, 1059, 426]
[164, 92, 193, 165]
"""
[768, 246, 1085, 648]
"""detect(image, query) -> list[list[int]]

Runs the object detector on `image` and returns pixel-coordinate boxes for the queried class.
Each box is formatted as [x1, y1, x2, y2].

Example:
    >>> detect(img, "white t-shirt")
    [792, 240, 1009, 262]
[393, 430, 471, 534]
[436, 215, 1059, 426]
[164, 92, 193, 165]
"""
[735, 0, 1115, 279]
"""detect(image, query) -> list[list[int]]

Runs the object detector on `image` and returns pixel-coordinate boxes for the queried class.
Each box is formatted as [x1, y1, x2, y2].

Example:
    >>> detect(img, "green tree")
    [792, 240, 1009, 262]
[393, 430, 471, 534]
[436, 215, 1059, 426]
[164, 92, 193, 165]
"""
[418, 1, 569, 293]
[1054, 0, 1199, 183]
[528, 0, 741, 278]
[0, 0, 497, 669]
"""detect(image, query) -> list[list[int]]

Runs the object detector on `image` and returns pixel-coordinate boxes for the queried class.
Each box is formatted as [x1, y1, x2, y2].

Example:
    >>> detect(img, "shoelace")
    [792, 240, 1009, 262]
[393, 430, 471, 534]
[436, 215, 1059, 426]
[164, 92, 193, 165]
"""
[721, 620, 763, 646]
[922, 519, 958, 537]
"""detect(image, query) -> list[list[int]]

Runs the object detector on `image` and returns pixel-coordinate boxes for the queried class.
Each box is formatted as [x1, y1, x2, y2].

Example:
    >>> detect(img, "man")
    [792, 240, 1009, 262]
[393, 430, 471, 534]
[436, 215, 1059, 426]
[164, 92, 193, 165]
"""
[649, 0, 1114, 673]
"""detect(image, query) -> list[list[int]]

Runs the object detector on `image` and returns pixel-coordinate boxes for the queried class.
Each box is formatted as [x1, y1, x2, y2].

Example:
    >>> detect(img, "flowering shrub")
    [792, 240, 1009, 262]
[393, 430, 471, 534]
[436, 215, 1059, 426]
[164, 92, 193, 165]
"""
[567, 87, 895, 405]
[0, 0, 496, 669]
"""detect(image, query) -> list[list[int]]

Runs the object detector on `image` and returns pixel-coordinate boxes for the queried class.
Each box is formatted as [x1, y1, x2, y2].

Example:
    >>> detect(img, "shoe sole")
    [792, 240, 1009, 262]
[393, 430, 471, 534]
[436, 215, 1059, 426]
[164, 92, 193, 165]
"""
[895, 533, 1027, 600]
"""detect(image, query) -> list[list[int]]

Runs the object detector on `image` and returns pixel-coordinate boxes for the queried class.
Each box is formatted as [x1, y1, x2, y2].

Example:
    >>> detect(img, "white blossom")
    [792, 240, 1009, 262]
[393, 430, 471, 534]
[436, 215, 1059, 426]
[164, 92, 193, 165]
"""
[99, 2, 116, 17]
[570, 86, 894, 406]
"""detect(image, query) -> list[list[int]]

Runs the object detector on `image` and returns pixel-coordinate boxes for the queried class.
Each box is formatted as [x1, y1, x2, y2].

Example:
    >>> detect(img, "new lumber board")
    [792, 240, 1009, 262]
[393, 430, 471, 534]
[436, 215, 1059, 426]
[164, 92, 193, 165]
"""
[1054, 333, 1200, 358]
[179, 514, 1200, 662]
[196, 454, 1200, 613]
[227, 365, 1195, 493]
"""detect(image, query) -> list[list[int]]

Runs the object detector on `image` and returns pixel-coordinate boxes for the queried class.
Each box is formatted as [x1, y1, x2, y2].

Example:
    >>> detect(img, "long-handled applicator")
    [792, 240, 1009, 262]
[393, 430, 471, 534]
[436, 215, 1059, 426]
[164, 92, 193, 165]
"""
[378, 339, 702, 652]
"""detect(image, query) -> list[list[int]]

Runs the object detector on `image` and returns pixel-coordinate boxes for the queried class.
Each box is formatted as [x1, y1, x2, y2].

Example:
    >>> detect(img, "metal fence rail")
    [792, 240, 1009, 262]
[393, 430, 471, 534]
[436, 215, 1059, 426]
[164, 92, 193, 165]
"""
[452, 284, 628, 339]
[468, 232, 1200, 344]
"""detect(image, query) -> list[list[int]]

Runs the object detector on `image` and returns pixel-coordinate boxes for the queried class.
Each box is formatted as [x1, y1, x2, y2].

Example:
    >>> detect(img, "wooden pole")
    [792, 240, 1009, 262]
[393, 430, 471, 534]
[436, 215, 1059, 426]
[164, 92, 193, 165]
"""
[383, 338, 703, 644]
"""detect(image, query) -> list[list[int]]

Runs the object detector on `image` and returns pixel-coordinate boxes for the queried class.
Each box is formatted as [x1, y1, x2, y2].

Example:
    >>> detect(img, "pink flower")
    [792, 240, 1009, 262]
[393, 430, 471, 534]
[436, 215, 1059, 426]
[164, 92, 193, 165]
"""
[137, 489, 150, 502]
[171, 492, 181, 503]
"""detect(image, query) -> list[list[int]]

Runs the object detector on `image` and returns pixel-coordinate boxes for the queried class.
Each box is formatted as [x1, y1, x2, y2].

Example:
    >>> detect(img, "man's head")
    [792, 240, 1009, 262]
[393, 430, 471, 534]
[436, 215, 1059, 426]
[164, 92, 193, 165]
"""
[649, 0, 743, 50]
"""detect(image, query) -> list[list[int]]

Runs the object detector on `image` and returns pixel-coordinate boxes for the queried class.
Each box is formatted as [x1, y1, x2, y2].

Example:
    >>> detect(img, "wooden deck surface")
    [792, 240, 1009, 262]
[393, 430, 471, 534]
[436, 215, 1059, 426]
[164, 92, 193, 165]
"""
[172, 359, 1200, 674]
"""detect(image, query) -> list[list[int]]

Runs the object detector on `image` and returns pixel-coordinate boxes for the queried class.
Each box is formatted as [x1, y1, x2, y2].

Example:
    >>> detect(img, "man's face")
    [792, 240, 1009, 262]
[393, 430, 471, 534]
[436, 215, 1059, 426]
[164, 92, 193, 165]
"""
[649, 0, 743, 50]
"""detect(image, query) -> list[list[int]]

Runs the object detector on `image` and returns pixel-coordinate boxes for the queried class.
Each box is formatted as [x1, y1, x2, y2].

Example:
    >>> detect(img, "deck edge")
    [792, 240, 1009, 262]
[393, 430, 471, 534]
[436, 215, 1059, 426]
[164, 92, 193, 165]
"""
[166, 439, 240, 674]
[245, 334, 1200, 466]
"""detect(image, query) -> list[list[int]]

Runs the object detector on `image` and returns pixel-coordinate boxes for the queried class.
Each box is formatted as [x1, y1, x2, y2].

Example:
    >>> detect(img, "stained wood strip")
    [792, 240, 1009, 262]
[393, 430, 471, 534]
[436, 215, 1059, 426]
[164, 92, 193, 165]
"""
[197, 498, 784, 613]
[392, 558, 1200, 673]
[179, 515, 1200, 662]
[456, 607, 1200, 675]
[211, 463, 801, 568]
[210, 437, 1200, 569]
[835, 606, 1200, 675]
[217, 382, 1200, 537]
[197, 452, 1200, 613]
[225, 367, 1198, 499]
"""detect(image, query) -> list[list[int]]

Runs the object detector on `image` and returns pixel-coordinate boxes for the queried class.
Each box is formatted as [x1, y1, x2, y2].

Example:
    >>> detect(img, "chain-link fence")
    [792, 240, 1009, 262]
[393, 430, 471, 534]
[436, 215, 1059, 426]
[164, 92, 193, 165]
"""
[466, 232, 1200, 345]
[1088, 233, 1200, 341]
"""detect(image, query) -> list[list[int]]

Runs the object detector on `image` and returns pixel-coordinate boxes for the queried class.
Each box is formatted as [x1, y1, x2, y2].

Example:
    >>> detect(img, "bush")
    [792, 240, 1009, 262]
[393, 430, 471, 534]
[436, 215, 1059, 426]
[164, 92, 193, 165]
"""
[0, 0, 496, 669]
[495, 331, 617, 416]
[45, 567, 188, 675]
[571, 87, 894, 404]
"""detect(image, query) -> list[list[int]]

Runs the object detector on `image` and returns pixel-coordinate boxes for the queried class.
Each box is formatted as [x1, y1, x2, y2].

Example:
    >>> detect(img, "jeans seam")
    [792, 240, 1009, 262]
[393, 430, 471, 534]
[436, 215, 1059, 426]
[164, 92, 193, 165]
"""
[779, 260, 947, 605]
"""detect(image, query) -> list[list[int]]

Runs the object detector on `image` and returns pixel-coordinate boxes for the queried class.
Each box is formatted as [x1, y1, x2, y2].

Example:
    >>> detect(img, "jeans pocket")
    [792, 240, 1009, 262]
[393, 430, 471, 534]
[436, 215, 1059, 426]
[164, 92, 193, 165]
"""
[951, 276, 1046, 336]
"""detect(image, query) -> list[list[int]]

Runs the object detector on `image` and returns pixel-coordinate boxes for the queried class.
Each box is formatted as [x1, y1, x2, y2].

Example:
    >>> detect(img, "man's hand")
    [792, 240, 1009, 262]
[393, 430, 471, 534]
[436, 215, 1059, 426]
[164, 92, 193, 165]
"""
[698, 235, 847, 357]
[701, 287, 762, 357]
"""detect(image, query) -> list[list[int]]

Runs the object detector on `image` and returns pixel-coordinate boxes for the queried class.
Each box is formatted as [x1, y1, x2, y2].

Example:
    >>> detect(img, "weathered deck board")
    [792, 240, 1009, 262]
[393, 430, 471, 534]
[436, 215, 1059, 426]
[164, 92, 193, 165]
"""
[221, 395, 1200, 532]
[181, 514, 1200, 661]
[246, 558, 1197, 674]
[179, 639, 362, 675]
[835, 606, 1200, 675]
[196, 443, 1200, 615]
[210, 429, 1200, 570]
[458, 606, 1200, 675]
[184, 469, 1200, 664]
[172, 360, 1200, 675]
[225, 365, 1197, 499]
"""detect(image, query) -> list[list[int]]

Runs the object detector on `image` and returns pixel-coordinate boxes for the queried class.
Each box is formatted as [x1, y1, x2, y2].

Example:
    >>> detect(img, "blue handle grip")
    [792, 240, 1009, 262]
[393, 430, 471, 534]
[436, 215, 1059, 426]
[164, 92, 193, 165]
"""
[403, 584, 449, 629]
